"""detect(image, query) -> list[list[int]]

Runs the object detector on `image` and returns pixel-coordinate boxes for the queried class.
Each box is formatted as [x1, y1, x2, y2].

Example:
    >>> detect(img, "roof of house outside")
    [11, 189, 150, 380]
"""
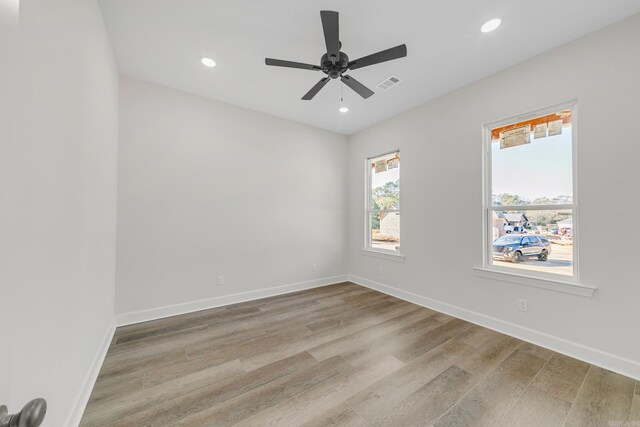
[503, 213, 527, 222]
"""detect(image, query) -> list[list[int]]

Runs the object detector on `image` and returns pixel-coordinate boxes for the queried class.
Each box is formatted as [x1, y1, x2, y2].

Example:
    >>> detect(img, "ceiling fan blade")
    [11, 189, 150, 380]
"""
[302, 77, 331, 100]
[341, 75, 374, 99]
[320, 10, 340, 63]
[265, 58, 320, 71]
[348, 44, 407, 70]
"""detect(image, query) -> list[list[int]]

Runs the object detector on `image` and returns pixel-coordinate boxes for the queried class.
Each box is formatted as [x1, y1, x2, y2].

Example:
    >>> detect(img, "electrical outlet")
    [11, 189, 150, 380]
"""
[217, 275, 224, 286]
[378, 265, 385, 275]
[517, 298, 528, 312]
[312, 263, 318, 271]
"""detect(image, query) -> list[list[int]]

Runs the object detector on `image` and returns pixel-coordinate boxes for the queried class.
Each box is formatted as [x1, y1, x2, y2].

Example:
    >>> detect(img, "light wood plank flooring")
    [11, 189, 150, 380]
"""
[81, 282, 639, 426]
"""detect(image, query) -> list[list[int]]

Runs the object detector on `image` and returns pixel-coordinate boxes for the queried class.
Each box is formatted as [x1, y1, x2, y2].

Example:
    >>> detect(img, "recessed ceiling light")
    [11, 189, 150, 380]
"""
[339, 106, 349, 113]
[481, 18, 501, 33]
[201, 57, 216, 67]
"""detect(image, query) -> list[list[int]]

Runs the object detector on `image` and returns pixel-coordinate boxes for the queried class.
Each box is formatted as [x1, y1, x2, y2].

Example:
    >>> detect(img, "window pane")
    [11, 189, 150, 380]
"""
[371, 212, 400, 251]
[368, 151, 400, 252]
[370, 153, 400, 212]
[491, 110, 573, 206]
[491, 209, 573, 276]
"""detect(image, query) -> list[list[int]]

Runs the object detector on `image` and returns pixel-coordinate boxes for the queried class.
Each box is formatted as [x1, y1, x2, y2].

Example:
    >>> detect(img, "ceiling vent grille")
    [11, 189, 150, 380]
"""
[376, 75, 401, 91]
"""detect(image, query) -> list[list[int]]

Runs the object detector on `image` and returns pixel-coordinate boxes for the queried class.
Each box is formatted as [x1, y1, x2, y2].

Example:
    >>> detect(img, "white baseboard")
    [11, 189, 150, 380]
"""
[66, 318, 116, 427]
[348, 274, 640, 381]
[116, 275, 349, 327]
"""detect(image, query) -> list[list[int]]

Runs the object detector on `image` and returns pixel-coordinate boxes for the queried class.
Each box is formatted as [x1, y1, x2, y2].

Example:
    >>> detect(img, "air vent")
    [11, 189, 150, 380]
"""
[376, 75, 401, 91]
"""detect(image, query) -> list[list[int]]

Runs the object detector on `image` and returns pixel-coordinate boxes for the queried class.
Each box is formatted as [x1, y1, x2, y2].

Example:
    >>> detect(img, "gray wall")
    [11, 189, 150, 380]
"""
[0, 0, 19, 410]
[347, 14, 640, 378]
[4, 0, 119, 424]
[115, 77, 348, 316]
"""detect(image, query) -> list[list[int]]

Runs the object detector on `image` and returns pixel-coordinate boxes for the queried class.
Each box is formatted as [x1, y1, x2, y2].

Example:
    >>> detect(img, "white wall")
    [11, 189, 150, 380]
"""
[2, 0, 119, 425]
[348, 13, 640, 378]
[4, 7, 638, 426]
[0, 0, 19, 410]
[116, 77, 348, 317]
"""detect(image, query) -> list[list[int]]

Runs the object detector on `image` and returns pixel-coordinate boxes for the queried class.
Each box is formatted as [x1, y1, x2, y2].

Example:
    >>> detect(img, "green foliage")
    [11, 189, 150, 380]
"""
[371, 179, 399, 230]
[495, 193, 527, 206]
[527, 210, 570, 227]
[372, 180, 399, 210]
[371, 214, 380, 230]
[532, 197, 552, 205]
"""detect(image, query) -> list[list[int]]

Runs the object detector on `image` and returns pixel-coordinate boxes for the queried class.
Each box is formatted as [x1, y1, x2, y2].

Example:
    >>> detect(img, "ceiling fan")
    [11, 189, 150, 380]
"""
[265, 10, 407, 101]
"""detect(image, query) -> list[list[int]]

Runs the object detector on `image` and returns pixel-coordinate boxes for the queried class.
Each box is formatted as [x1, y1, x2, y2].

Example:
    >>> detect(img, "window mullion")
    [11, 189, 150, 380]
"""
[490, 204, 574, 211]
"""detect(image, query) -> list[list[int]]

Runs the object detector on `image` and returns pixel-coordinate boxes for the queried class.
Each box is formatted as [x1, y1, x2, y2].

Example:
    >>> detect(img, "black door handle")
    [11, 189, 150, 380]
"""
[0, 399, 47, 427]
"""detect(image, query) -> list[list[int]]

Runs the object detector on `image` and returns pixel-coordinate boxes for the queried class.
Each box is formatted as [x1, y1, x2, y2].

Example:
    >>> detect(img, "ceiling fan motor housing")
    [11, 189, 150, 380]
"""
[321, 52, 349, 78]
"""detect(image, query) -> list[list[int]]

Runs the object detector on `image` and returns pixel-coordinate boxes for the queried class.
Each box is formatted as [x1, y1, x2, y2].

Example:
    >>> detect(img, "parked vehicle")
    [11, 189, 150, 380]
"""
[504, 225, 526, 234]
[492, 234, 551, 263]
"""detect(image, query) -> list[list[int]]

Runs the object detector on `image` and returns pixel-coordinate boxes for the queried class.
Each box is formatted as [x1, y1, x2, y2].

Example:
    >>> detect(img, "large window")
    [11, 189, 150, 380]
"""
[485, 105, 576, 278]
[366, 151, 400, 252]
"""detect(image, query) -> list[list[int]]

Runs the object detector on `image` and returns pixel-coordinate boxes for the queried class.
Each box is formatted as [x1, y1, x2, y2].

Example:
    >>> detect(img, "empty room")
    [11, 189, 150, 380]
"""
[3, 0, 640, 426]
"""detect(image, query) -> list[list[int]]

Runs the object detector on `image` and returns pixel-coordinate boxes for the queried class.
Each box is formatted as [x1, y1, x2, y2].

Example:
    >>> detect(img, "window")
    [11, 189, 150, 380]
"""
[485, 104, 576, 278]
[366, 151, 400, 252]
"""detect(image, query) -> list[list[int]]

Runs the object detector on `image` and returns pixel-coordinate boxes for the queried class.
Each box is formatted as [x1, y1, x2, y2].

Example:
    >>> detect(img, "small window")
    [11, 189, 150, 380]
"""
[366, 151, 400, 252]
[486, 105, 576, 278]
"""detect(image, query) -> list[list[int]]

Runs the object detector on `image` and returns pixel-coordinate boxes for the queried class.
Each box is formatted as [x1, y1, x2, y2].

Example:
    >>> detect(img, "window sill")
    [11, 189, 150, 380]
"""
[360, 248, 406, 262]
[473, 267, 596, 297]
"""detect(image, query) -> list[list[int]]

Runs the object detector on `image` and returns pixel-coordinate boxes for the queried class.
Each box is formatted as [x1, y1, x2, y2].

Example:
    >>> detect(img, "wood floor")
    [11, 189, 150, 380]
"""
[81, 282, 640, 427]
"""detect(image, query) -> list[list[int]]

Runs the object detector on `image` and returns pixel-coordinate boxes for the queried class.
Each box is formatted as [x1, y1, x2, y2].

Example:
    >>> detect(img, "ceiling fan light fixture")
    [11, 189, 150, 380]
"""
[201, 57, 216, 67]
[481, 18, 502, 33]
[339, 106, 349, 113]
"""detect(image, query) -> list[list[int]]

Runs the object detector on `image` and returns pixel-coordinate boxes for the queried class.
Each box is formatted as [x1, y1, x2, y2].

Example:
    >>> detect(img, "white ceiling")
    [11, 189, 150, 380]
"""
[98, 0, 640, 135]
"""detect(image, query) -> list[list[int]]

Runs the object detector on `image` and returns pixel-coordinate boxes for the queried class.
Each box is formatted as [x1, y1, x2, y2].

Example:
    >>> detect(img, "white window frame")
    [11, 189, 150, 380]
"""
[362, 150, 404, 261]
[481, 101, 583, 286]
